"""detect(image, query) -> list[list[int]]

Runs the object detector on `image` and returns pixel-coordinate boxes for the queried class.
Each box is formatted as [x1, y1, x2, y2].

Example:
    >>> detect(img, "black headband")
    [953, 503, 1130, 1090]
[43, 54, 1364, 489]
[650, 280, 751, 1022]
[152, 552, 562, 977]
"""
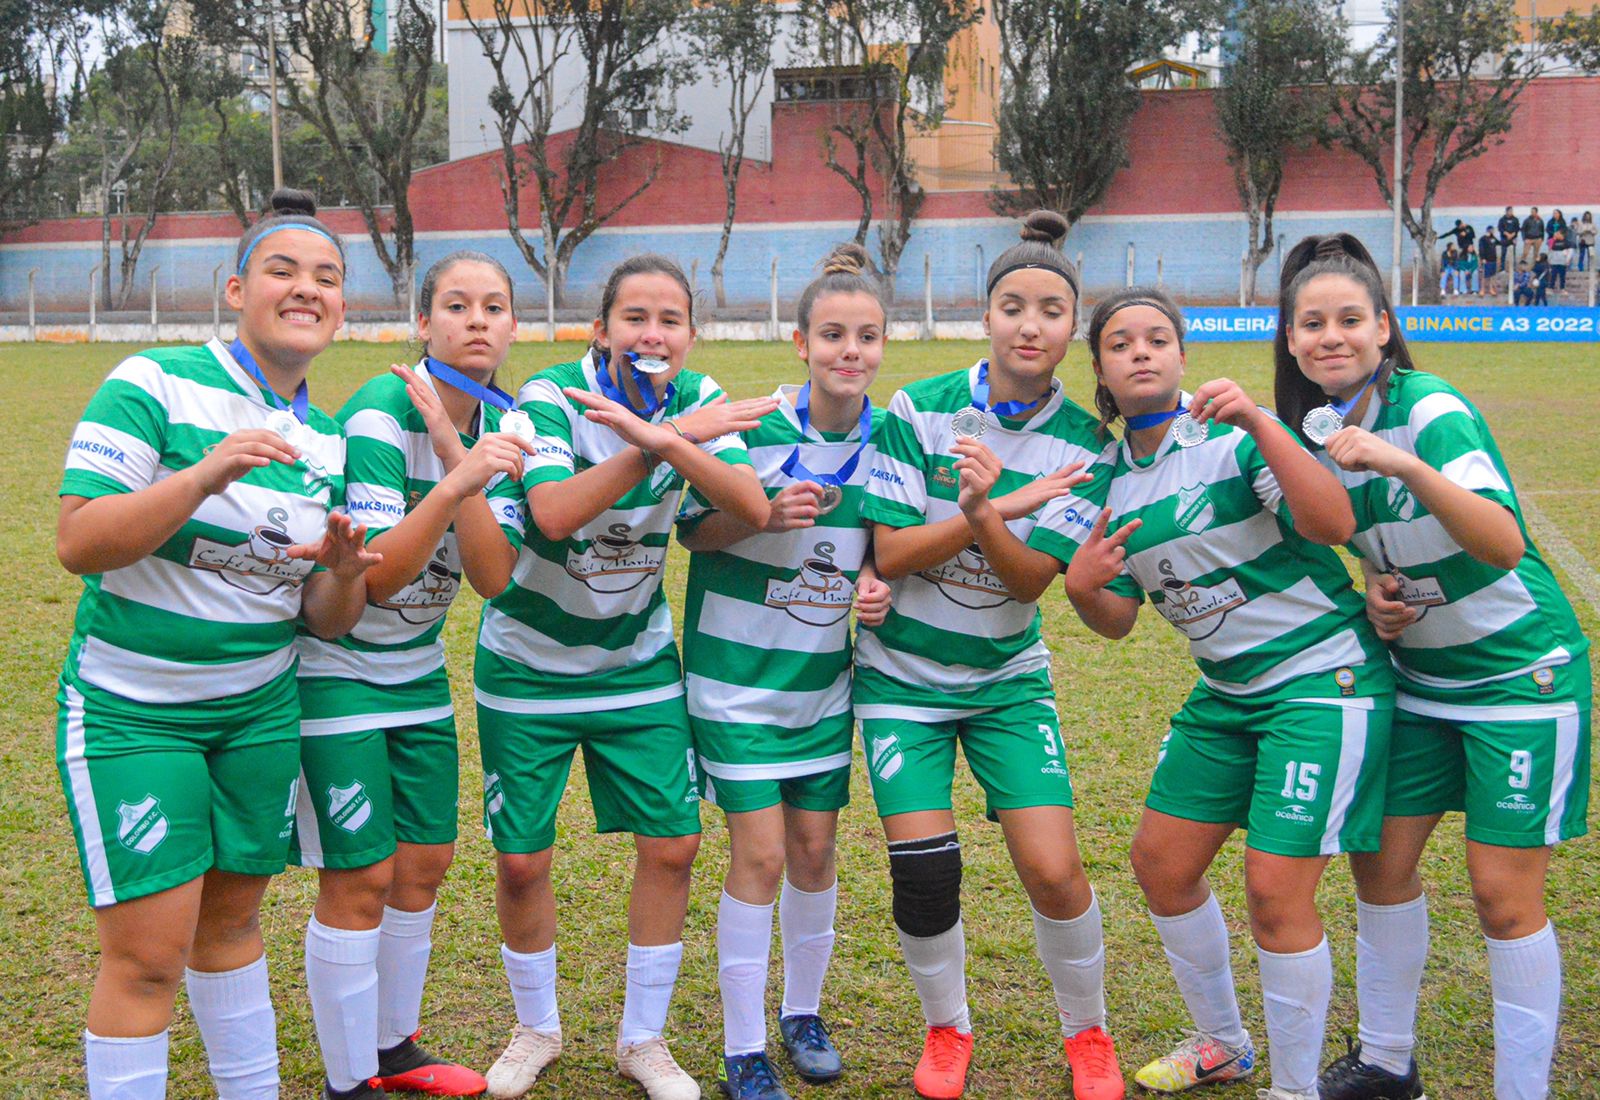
[1104, 297, 1185, 338]
[987, 260, 1079, 297]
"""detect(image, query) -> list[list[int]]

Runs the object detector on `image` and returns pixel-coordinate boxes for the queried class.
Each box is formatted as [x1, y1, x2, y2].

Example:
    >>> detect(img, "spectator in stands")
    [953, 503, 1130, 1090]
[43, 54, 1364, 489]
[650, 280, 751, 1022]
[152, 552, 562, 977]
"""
[1440, 243, 1460, 296]
[1548, 208, 1569, 242]
[1479, 228, 1500, 291]
[1514, 261, 1536, 306]
[1450, 218, 1475, 253]
[1459, 243, 1480, 296]
[1577, 212, 1595, 272]
[1497, 206, 1521, 268]
[1521, 207, 1546, 263]
[1548, 229, 1571, 290]
[1531, 253, 1552, 305]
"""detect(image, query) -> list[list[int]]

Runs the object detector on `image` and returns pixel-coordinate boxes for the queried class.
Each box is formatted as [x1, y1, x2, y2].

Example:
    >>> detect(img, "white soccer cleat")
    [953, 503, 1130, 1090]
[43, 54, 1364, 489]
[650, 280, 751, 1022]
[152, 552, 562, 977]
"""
[485, 1025, 562, 1098]
[617, 1036, 701, 1100]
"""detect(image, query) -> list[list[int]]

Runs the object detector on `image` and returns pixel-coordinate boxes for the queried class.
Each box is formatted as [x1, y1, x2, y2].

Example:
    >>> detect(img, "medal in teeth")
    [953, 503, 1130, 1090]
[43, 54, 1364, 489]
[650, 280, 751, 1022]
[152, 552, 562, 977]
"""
[633, 355, 672, 375]
[1170, 412, 1209, 449]
[500, 410, 537, 443]
[1301, 405, 1345, 446]
[950, 406, 987, 439]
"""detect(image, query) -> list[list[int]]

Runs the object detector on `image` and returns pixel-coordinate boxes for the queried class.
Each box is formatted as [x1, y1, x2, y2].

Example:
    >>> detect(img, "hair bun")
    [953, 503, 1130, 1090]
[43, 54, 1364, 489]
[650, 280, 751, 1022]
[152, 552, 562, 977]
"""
[1019, 210, 1069, 248]
[267, 187, 317, 218]
[1313, 236, 1347, 260]
[821, 242, 871, 277]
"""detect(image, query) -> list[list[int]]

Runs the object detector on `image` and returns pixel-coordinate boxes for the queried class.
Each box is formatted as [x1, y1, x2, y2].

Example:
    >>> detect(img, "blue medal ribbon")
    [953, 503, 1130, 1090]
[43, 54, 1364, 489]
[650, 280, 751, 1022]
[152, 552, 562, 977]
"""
[1125, 402, 1184, 431]
[779, 383, 873, 490]
[595, 350, 672, 418]
[230, 338, 309, 422]
[972, 359, 1046, 419]
[1326, 367, 1381, 421]
[423, 356, 514, 411]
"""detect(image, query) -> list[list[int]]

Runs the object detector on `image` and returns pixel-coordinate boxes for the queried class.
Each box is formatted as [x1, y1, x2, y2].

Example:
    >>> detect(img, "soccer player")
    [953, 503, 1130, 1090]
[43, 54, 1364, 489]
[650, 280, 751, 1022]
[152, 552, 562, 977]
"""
[476, 254, 778, 1100]
[293, 252, 538, 1099]
[857, 211, 1124, 1100]
[676, 243, 893, 1100]
[1048, 287, 1392, 1100]
[1275, 234, 1590, 1100]
[55, 187, 379, 1099]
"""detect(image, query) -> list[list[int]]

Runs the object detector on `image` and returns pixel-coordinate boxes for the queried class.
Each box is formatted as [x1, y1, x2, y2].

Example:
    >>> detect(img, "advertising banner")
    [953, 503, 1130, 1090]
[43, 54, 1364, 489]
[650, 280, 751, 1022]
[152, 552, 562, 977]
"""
[1182, 306, 1600, 343]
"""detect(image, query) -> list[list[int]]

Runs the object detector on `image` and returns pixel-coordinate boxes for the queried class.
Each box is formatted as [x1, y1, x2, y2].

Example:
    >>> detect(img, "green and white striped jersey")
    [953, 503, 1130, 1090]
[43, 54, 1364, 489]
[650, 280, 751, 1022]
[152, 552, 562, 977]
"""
[1039, 406, 1388, 701]
[679, 385, 884, 777]
[857, 362, 1104, 719]
[59, 339, 344, 707]
[294, 362, 529, 734]
[474, 352, 752, 714]
[1319, 369, 1587, 699]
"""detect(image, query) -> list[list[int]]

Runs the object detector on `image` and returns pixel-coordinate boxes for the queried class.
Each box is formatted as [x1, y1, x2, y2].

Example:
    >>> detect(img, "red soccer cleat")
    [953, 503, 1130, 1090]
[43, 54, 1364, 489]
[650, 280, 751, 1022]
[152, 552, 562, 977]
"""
[375, 1032, 488, 1096]
[1063, 1026, 1125, 1100]
[913, 1026, 974, 1100]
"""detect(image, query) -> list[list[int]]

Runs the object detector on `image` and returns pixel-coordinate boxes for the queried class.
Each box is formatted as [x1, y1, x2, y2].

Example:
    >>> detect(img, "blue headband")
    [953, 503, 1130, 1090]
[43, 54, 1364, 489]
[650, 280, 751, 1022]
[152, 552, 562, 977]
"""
[237, 222, 343, 276]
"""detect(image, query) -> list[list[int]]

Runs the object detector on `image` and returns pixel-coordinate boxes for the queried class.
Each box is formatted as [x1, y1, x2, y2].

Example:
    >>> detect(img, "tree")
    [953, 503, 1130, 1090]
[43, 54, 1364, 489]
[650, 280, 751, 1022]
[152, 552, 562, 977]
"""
[1215, 0, 1344, 304]
[1542, 8, 1600, 73]
[992, 0, 1219, 227]
[464, 0, 690, 308]
[795, 0, 982, 294]
[1323, 0, 1539, 303]
[691, 0, 780, 309]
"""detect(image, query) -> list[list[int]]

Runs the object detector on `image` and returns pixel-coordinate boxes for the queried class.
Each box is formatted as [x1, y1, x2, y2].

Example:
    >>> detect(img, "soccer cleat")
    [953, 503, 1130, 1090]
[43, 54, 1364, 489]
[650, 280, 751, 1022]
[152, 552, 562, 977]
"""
[1133, 1030, 1255, 1092]
[913, 1026, 974, 1100]
[617, 1036, 701, 1100]
[326, 1080, 388, 1100]
[778, 1013, 843, 1083]
[716, 1051, 791, 1100]
[485, 1026, 562, 1098]
[377, 1032, 488, 1096]
[1063, 1026, 1126, 1100]
[1318, 1038, 1427, 1100]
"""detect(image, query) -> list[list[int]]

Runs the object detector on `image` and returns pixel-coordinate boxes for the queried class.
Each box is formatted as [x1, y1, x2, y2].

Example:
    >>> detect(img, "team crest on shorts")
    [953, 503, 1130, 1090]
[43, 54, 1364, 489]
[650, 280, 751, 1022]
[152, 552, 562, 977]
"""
[765, 542, 853, 626]
[1174, 484, 1216, 535]
[116, 796, 170, 854]
[870, 733, 905, 781]
[919, 543, 1011, 609]
[327, 781, 373, 833]
[565, 523, 665, 593]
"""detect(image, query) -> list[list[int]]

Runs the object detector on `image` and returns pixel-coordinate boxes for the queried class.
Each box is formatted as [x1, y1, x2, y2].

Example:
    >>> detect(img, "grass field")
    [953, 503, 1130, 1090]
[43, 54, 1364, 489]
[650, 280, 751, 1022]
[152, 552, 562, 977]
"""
[4, 337, 1597, 1099]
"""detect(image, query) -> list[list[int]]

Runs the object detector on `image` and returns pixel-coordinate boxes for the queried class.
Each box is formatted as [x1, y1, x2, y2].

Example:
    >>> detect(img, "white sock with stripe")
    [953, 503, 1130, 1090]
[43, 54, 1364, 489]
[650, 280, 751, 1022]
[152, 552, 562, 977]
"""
[779, 877, 837, 1018]
[1487, 922, 1561, 1100]
[305, 916, 381, 1090]
[185, 955, 280, 1098]
[1257, 936, 1332, 1095]
[1032, 892, 1107, 1037]
[1151, 894, 1248, 1048]
[897, 920, 971, 1034]
[85, 1029, 168, 1100]
[376, 904, 436, 1050]
[1355, 894, 1429, 1076]
[718, 891, 774, 1055]
[619, 941, 685, 1046]
[501, 943, 560, 1033]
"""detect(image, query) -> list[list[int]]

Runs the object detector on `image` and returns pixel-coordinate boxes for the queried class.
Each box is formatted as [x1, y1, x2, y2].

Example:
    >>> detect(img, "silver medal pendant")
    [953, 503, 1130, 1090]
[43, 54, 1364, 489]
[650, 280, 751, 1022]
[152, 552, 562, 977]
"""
[1170, 412, 1209, 449]
[1302, 405, 1344, 446]
[816, 482, 843, 515]
[500, 410, 537, 443]
[950, 406, 987, 439]
[266, 410, 302, 447]
[633, 355, 672, 375]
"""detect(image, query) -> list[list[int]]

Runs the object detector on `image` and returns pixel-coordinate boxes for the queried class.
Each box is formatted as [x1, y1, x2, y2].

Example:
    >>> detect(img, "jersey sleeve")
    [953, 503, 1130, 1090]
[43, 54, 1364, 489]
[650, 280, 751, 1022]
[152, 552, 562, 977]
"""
[60, 355, 169, 499]
[860, 388, 928, 529]
[1238, 414, 1297, 520]
[684, 374, 754, 469]
[485, 471, 528, 552]
[1026, 450, 1114, 566]
[518, 376, 578, 491]
[1408, 389, 1515, 508]
[341, 405, 411, 536]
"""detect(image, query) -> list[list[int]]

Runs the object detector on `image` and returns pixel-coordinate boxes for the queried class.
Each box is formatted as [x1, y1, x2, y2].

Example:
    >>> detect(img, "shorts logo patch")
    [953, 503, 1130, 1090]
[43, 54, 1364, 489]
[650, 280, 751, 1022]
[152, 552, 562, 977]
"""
[1533, 667, 1556, 695]
[1274, 803, 1317, 825]
[1496, 793, 1539, 813]
[116, 796, 169, 854]
[1335, 667, 1356, 696]
[1174, 484, 1216, 535]
[870, 734, 905, 782]
[327, 781, 373, 833]
[919, 543, 1012, 609]
[484, 771, 504, 817]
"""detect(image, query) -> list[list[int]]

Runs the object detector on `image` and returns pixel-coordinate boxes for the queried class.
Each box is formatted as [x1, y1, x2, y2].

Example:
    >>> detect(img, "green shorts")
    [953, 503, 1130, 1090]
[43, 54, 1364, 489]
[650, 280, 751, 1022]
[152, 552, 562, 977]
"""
[476, 693, 702, 853]
[859, 699, 1072, 819]
[290, 714, 460, 869]
[1146, 680, 1393, 857]
[702, 765, 852, 815]
[1387, 662, 1591, 847]
[56, 671, 301, 908]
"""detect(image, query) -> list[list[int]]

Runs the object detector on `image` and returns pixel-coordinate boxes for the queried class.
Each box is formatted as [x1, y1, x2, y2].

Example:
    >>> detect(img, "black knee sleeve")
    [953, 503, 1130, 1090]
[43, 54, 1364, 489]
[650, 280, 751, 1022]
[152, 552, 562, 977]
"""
[888, 831, 962, 937]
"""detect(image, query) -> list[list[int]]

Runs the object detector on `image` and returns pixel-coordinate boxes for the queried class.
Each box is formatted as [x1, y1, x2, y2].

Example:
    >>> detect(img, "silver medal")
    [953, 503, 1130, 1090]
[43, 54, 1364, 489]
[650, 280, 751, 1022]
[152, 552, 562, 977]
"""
[266, 410, 302, 446]
[816, 483, 843, 515]
[1170, 412, 1209, 449]
[633, 355, 672, 375]
[500, 410, 537, 443]
[950, 406, 987, 439]
[1301, 405, 1344, 446]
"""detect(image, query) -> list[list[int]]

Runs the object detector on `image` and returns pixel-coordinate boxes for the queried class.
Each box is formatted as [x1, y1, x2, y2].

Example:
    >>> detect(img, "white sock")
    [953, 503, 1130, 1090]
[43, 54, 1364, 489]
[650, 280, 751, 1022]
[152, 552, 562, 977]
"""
[1257, 937, 1333, 1096]
[779, 877, 837, 1019]
[185, 955, 280, 1099]
[718, 891, 774, 1055]
[501, 943, 560, 1033]
[619, 941, 684, 1046]
[305, 916, 381, 1091]
[1355, 895, 1428, 1076]
[1151, 894, 1247, 1047]
[1487, 922, 1561, 1100]
[1032, 893, 1107, 1037]
[896, 920, 971, 1033]
[85, 1029, 168, 1100]
[376, 904, 436, 1050]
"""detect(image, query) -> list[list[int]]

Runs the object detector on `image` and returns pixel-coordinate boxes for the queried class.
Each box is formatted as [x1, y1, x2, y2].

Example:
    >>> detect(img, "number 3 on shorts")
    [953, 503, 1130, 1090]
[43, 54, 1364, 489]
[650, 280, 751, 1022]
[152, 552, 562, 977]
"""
[1041, 724, 1060, 758]
[1281, 761, 1321, 802]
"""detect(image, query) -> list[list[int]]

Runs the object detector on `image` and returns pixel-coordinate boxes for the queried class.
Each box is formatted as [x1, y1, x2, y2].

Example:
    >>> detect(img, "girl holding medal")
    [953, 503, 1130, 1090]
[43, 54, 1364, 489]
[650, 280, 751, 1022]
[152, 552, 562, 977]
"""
[476, 254, 777, 1100]
[292, 251, 537, 1099]
[1274, 234, 1590, 1100]
[1046, 286, 1390, 1100]
[857, 211, 1125, 1100]
[676, 243, 892, 1100]
[55, 188, 379, 1099]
